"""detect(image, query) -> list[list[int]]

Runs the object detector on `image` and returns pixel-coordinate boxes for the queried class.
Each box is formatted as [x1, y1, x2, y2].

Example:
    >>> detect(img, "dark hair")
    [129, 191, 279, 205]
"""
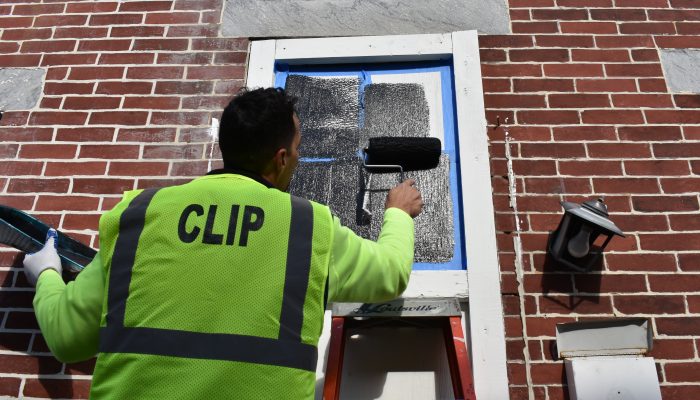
[218, 87, 297, 173]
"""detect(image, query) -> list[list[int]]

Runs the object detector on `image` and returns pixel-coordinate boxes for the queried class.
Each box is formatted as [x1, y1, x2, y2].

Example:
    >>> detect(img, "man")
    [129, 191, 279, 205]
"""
[25, 88, 422, 399]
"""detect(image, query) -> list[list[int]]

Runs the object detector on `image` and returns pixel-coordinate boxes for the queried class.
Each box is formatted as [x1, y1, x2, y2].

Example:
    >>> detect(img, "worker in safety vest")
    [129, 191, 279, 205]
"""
[24, 87, 422, 399]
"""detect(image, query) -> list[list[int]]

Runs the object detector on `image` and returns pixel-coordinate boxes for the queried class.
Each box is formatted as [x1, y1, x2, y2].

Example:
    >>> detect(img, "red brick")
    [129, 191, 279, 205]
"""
[649, 339, 696, 360]
[593, 178, 659, 194]
[631, 49, 660, 62]
[1, 28, 52, 40]
[68, 66, 124, 80]
[117, 128, 177, 142]
[66, 2, 118, 13]
[144, 12, 199, 25]
[167, 24, 219, 38]
[0, 161, 43, 176]
[618, 126, 682, 141]
[191, 38, 248, 51]
[606, 63, 664, 77]
[533, 9, 589, 20]
[524, 274, 574, 294]
[558, 160, 621, 175]
[506, 338, 525, 361]
[590, 8, 646, 21]
[110, 26, 165, 37]
[126, 66, 184, 79]
[639, 78, 668, 92]
[616, 294, 686, 314]
[0, 17, 33, 29]
[571, 49, 629, 62]
[119, 1, 172, 11]
[34, 15, 88, 27]
[484, 94, 546, 108]
[89, 13, 143, 26]
[512, 160, 557, 176]
[12, 4, 65, 15]
[613, 213, 669, 231]
[214, 80, 244, 94]
[525, 177, 591, 194]
[498, 126, 552, 141]
[0, 54, 41, 67]
[539, 295, 613, 314]
[23, 379, 91, 399]
[654, 143, 700, 157]
[510, 49, 570, 62]
[0, 42, 18, 53]
[41, 53, 98, 66]
[505, 316, 524, 337]
[535, 35, 595, 48]
[0, 127, 53, 142]
[513, 79, 574, 92]
[612, 94, 673, 108]
[137, 178, 192, 189]
[65, 358, 97, 376]
[73, 178, 134, 194]
[666, 363, 700, 383]
[63, 96, 121, 110]
[661, 386, 700, 400]
[671, 0, 700, 6]
[62, 213, 100, 230]
[44, 161, 107, 177]
[582, 109, 644, 124]
[143, 144, 204, 159]
[670, 214, 700, 231]
[0, 354, 61, 374]
[78, 39, 131, 51]
[517, 110, 580, 124]
[0, 144, 19, 159]
[155, 81, 213, 95]
[553, 126, 616, 141]
[96, 81, 153, 95]
[562, 22, 617, 34]
[174, 0, 220, 10]
[157, 52, 213, 65]
[656, 36, 700, 48]
[617, 0, 668, 5]
[606, 253, 677, 272]
[0, 111, 30, 126]
[480, 49, 507, 62]
[658, 317, 700, 336]
[20, 39, 76, 53]
[623, 22, 678, 34]
[530, 363, 565, 385]
[549, 94, 610, 108]
[56, 127, 115, 142]
[677, 22, 700, 34]
[595, 35, 655, 48]
[123, 96, 181, 110]
[649, 9, 700, 21]
[186, 66, 245, 80]
[150, 112, 210, 126]
[133, 39, 188, 51]
[479, 35, 533, 49]
[660, 178, 700, 194]
[35, 195, 100, 211]
[510, 0, 554, 6]
[650, 274, 700, 292]
[674, 94, 700, 108]
[99, 53, 156, 65]
[181, 96, 231, 110]
[40, 96, 62, 109]
[89, 111, 149, 126]
[544, 64, 604, 77]
[625, 160, 690, 176]
[520, 143, 586, 158]
[576, 78, 637, 92]
[512, 22, 560, 33]
[29, 112, 88, 126]
[109, 161, 170, 176]
[633, 196, 698, 212]
[7, 178, 69, 193]
[54, 27, 109, 39]
[641, 234, 700, 251]
[80, 145, 140, 159]
[576, 273, 648, 293]
[44, 82, 95, 95]
[507, 362, 527, 385]
[693, 160, 700, 173]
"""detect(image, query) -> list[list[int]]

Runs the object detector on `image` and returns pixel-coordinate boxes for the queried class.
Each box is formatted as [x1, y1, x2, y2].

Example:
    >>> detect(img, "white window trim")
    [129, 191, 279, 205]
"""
[246, 31, 508, 399]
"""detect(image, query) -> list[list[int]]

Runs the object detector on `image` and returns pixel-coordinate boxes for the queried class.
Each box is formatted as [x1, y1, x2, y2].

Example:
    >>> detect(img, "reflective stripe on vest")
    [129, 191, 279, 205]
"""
[99, 188, 318, 372]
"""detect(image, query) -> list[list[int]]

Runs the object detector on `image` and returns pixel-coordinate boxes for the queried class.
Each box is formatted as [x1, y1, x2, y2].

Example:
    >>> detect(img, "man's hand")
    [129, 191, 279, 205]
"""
[23, 229, 62, 287]
[386, 179, 423, 218]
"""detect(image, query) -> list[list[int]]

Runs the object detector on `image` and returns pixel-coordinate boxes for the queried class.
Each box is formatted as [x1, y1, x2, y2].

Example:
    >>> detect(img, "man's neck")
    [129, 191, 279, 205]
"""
[206, 167, 276, 189]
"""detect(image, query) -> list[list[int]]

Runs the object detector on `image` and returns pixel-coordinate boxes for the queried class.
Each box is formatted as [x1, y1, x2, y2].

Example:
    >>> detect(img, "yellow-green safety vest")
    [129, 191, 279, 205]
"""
[90, 174, 332, 399]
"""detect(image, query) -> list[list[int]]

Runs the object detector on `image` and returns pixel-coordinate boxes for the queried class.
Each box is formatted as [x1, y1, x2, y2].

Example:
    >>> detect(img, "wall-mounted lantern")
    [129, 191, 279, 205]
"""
[548, 198, 624, 272]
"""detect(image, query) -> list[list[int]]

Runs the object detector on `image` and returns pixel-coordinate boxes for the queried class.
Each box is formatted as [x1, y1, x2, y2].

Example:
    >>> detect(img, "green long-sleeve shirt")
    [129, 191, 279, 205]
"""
[34, 207, 414, 363]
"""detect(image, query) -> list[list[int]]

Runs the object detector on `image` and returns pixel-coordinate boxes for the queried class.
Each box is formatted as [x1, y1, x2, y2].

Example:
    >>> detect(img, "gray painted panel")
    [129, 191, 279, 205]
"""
[0, 68, 45, 111]
[222, 0, 511, 37]
[660, 49, 700, 93]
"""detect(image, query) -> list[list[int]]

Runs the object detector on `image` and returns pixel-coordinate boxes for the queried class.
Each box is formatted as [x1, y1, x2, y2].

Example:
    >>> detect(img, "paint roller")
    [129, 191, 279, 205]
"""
[361, 136, 441, 223]
[0, 205, 96, 281]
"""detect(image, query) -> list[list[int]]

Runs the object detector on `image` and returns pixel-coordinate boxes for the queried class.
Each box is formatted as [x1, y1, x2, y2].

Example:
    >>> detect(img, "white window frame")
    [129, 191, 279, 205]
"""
[246, 31, 508, 399]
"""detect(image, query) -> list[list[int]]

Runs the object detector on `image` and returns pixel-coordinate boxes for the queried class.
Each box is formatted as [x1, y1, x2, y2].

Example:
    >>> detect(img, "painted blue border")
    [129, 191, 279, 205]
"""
[275, 61, 466, 271]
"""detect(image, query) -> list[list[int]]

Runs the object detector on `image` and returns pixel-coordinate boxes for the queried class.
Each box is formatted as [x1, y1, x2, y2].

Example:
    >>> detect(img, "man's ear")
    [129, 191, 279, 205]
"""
[273, 147, 288, 172]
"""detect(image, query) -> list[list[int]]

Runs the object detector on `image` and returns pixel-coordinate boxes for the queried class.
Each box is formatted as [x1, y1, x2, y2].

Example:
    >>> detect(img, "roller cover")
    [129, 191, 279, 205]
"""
[365, 137, 441, 171]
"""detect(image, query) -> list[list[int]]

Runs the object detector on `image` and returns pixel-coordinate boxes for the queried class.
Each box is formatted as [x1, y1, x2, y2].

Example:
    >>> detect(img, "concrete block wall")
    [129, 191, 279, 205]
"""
[0, 0, 698, 398]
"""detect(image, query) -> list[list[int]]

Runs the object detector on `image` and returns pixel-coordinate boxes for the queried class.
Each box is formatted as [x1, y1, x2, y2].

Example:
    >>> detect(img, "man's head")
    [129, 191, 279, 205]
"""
[219, 88, 300, 191]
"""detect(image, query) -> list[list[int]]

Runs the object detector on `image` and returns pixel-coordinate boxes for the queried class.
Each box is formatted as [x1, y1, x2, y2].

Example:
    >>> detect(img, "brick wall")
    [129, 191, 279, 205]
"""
[0, 0, 698, 398]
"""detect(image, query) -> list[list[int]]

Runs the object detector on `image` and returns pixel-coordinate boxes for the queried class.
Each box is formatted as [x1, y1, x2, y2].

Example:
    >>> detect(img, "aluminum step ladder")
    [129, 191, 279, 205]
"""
[323, 298, 477, 400]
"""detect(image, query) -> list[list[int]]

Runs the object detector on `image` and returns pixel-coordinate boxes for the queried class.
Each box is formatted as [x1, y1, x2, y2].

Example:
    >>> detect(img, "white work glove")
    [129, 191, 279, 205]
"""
[23, 229, 62, 287]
